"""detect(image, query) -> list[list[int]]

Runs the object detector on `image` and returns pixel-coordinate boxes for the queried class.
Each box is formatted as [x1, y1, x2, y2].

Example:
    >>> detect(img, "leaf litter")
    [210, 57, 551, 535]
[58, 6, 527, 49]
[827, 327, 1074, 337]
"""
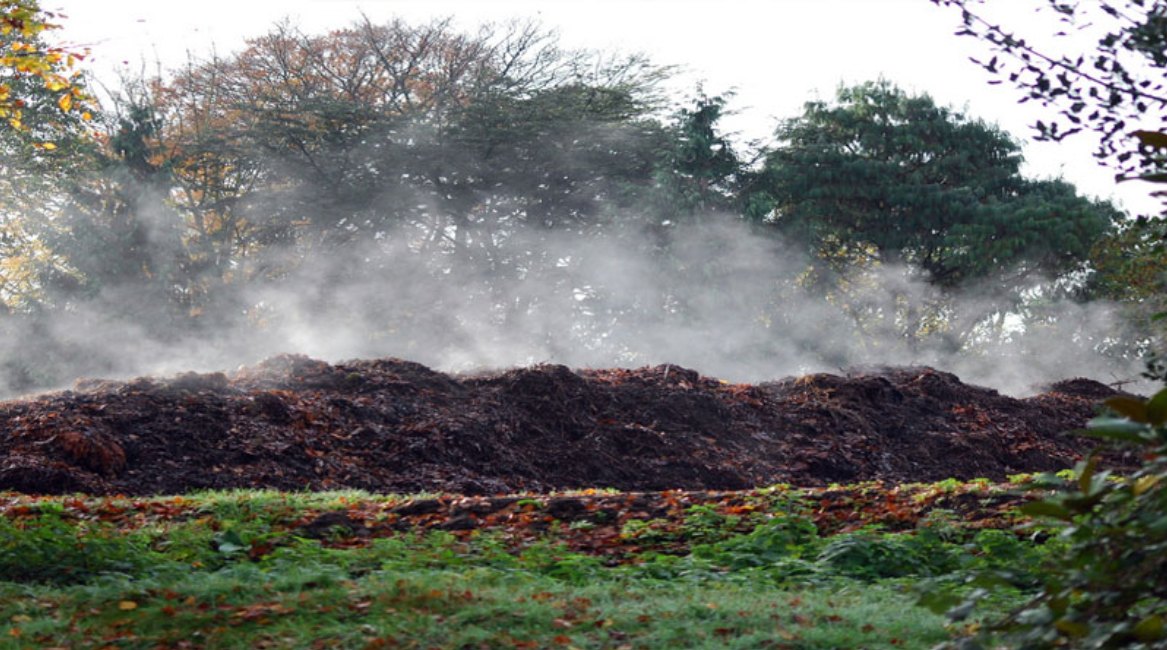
[0, 355, 1133, 496]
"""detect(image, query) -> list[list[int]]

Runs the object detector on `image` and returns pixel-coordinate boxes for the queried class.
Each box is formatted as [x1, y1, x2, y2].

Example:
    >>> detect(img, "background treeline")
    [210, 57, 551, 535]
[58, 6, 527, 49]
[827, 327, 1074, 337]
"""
[0, 17, 1156, 395]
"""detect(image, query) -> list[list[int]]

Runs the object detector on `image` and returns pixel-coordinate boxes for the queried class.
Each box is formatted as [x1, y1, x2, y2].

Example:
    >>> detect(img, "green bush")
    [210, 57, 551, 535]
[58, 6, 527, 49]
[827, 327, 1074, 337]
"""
[926, 389, 1167, 649]
[816, 525, 959, 580]
[696, 514, 818, 569]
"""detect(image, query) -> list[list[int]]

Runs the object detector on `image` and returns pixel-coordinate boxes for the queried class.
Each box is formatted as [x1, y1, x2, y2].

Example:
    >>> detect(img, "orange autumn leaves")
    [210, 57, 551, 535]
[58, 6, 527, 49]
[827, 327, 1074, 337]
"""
[0, 0, 92, 144]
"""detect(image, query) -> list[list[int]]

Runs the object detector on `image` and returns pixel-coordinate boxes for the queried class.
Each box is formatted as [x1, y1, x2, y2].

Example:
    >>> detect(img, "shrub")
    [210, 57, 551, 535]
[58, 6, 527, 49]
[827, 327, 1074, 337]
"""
[816, 525, 959, 580]
[926, 389, 1167, 649]
[697, 514, 818, 569]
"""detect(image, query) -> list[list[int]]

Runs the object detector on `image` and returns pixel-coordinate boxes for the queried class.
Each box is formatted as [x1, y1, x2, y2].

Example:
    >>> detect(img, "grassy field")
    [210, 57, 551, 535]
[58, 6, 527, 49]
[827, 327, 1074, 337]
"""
[0, 480, 1062, 649]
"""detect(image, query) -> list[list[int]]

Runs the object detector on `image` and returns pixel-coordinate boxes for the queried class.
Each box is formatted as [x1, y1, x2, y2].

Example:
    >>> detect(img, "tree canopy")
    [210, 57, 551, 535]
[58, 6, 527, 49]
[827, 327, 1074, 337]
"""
[0, 0, 89, 139]
[0, 11, 1140, 395]
[757, 81, 1120, 290]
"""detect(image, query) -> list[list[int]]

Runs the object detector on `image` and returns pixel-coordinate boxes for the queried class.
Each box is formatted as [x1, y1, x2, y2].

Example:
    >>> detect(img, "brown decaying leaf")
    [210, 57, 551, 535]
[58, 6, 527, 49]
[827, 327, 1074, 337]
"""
[0, 357, 1127, 499]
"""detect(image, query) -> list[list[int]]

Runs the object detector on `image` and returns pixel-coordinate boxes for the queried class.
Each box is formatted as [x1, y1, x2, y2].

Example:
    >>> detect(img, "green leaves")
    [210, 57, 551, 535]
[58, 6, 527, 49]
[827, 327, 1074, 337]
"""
[0, 511, 159, 584]
[759, 80, 1119, 292]
[944, 386, 1167, 649]
[1133, 614, 1166, 642]
[1102, 396, 1147, 421]
[1018, 501, 1074, 521]
[1103, 390, 1167, 427]
[651, 94, 742, 220]
[213, 529, 247, 555]
[1081, 389, 1167, 448]
[1082, 417, 1154, 444]
[1145, 389, 1167, 425]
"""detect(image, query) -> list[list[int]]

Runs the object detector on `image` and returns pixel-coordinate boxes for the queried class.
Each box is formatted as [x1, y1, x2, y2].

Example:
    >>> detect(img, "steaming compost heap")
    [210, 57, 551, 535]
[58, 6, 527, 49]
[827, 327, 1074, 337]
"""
[0, 355, 1128, 496]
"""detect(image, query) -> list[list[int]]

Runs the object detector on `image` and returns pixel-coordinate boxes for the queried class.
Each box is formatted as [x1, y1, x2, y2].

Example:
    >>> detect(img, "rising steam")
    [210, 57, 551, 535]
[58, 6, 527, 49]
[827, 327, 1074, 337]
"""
[1, 206, 1146, 399]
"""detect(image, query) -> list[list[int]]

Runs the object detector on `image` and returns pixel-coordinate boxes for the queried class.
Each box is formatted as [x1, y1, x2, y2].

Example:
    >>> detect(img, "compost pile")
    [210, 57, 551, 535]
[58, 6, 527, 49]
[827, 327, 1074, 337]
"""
[0, 355, 1131, 496]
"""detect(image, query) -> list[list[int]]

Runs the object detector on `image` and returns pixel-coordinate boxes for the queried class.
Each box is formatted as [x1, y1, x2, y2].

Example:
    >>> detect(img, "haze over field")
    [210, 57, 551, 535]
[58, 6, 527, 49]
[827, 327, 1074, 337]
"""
[6, 214, 1142, 397]
[0, 1, 1160, 398]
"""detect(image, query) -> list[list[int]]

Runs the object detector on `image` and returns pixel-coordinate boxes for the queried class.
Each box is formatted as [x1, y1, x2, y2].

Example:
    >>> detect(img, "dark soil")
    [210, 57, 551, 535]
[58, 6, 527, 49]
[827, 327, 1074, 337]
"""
[0, 356, 1136, 496]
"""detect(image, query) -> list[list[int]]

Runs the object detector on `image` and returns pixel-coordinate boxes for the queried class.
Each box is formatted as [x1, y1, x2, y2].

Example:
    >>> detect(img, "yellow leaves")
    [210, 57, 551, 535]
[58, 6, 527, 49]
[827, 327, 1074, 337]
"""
[1, 6, 48, 37]
[117, 600, 139, 611]
[1, 4, 91, 138]
[2, 254, 29, 277]
[1134, 475, 1159, 497]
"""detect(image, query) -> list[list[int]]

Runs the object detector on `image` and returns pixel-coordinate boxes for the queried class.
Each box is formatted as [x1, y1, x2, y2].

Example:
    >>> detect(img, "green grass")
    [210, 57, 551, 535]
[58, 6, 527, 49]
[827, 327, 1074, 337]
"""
[1, 564, 950, 649]
[0, 481, 1060, 649]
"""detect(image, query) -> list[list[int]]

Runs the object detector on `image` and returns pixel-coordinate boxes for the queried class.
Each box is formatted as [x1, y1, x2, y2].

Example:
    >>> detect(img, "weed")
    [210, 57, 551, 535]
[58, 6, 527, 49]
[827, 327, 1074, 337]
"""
[816, 526, 959, 580]
[697, 514, 819, 569]
[0, 512, 163, 584]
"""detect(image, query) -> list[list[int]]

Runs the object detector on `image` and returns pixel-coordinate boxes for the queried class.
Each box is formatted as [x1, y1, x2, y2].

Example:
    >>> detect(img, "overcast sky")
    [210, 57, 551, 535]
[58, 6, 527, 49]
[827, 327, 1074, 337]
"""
[45, 0, 1162, 217]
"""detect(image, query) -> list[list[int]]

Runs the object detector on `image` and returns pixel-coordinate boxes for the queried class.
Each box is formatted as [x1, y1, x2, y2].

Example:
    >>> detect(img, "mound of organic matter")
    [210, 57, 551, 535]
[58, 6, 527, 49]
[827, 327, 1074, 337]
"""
[0, 356, 1134, 495]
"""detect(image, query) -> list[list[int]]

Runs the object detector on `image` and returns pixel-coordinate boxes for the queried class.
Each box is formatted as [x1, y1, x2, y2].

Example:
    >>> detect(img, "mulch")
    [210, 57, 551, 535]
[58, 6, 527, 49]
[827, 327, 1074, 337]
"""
[0, 355, 1136, 496]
